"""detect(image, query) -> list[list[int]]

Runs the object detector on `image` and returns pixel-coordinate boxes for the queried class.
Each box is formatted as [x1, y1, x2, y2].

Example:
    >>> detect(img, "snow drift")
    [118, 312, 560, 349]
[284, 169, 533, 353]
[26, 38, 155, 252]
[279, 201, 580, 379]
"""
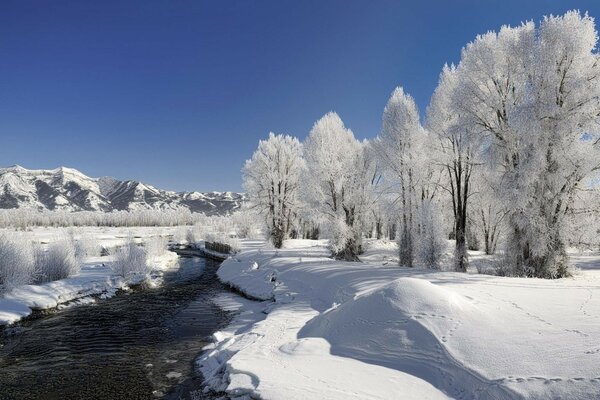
[203, 239, 600, 399]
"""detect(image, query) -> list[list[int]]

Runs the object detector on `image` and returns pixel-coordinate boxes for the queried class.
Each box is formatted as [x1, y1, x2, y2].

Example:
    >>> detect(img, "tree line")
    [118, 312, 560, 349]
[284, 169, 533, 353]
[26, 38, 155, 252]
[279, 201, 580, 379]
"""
[243, 11, 600, 278]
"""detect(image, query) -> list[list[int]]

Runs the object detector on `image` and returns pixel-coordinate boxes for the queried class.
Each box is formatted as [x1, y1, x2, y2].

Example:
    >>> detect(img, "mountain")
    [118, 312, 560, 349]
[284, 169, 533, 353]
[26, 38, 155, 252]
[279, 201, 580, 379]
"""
[0, 165, 244, 215]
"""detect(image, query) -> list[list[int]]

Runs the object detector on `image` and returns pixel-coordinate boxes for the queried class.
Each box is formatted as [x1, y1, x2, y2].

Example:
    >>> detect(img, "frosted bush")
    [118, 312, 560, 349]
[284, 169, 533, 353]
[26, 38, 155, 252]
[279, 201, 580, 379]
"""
[232, 210, 261, 239]
[231, 238, 241, 251]
[222, 236, 241, 253]
[74, 236, 101, 259]
[144, 235, 168, 257]
[173, 226, 188, 244]
[0, 234, 35, 294]
[112, 240, 149, 278]
[186, 229, 196, 246]
[205, 232, 241, 254]
[35, 239, 80, 283]
[328, 217, 354, 256]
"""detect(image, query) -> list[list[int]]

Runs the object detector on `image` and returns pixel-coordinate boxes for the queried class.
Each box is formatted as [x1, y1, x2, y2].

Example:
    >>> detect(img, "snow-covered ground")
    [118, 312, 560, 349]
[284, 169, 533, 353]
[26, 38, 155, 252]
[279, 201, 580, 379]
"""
[200, 239, 600, 399]
[0, 227, 179, 325]
[3, 226, 182, 249]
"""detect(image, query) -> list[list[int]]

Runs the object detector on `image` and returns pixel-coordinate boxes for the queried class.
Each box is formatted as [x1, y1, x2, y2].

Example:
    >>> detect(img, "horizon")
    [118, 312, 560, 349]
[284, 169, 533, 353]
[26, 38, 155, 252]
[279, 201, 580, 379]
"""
[2, 0, 598, 192]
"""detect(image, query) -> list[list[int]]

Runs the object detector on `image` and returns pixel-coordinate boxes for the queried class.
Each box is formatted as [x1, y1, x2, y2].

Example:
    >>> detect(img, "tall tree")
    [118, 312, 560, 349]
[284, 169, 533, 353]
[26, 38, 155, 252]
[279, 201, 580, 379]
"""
[243, 133, 305, 248]
[303, 112, 372, 260]
[454, 11, 600, 277]
[374, 87, 429, 267]
[427, 65, 479, 272]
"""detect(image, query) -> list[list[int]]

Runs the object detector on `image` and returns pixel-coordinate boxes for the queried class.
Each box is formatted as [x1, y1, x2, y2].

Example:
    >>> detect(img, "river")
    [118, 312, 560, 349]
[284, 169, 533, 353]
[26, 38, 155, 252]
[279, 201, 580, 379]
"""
[0, 255, 234, 399]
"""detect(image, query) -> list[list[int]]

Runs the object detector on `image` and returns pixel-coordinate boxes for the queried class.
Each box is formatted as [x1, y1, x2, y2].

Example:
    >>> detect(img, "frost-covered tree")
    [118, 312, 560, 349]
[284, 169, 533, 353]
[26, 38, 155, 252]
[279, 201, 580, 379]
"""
[243, 133, 305, 248]
[453, 11, 600, 277]
[361, 141, 387, 240]
[303, 112, 372, 260]
[469, 169, 507, 255]
[567, 183, 600, 251]
[374, 87, 437, 267]
[0, 209, 207, 228]
[427, 65, 480, 272]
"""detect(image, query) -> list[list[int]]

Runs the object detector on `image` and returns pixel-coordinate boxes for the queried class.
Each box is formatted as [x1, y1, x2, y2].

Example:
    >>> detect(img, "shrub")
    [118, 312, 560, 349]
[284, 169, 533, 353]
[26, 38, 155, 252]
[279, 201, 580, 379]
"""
[205, 232, 241, 253]
[35, 239, 80, 283]
[112, 239, 149, 278]
[186, 229, 196, 246]
[144, 235, 168, 257]
[0, 234, 35, 293]
[74, 236, 101, 259]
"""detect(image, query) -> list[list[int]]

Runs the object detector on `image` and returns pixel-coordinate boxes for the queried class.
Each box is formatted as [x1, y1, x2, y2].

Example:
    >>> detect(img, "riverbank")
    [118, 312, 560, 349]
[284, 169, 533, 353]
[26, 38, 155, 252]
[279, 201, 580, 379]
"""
[0, 226, 181, 326]
[0, 252, 178, 326]
[200, 239, 600, 399]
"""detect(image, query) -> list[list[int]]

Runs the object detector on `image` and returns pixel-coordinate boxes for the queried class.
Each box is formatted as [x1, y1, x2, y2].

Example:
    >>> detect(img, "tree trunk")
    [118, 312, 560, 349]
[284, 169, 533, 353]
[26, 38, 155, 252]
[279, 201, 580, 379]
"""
[455, 223, 468, 272]
[375, 219, 383, 240]
[271, 225, 284, 248]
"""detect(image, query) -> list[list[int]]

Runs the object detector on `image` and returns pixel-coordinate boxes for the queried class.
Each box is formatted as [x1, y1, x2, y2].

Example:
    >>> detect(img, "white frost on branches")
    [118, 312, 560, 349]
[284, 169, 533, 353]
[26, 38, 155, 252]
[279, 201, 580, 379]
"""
[243, 133, 305, 248]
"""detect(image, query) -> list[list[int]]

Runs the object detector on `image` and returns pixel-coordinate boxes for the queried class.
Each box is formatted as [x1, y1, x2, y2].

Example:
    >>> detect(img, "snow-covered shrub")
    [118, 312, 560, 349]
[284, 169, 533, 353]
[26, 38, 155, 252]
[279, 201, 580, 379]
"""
[191, 222, 208, 242]
[473, 257, 497, 275]
[35, 239, 80, 283]
[217, 235, 241, 253]
[65, 228, 100, 260]
[112, 239, 149, 278]
[144, 235, 168, 257]
[327, 217, 360, 260]
[74, 236, 101, 259]
[205, 232, 241, 254]
[186, 229, 196, 246]
[491, 256, 517, 277]
[0, 234, 35, 294]
[232, 209, 262, 239]
[173, 226, 188, 244]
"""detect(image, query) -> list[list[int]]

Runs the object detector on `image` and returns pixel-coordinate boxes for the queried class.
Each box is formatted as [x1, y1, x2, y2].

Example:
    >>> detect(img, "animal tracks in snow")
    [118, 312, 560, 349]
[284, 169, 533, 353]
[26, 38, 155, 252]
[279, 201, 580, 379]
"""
[410, 312, 462, 343]
[579, 288, 595, 318]
[500, 376, 600, 385]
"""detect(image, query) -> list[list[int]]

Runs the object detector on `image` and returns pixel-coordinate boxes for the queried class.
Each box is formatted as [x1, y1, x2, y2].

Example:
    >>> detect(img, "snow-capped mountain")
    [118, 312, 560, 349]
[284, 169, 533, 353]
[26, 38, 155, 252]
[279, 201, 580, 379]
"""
[0, 165, 244, 215]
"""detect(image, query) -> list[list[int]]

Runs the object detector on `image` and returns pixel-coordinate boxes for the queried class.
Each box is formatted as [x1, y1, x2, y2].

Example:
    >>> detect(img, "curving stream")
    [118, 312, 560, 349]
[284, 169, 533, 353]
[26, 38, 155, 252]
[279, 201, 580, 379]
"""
[0, 256, 234, 400]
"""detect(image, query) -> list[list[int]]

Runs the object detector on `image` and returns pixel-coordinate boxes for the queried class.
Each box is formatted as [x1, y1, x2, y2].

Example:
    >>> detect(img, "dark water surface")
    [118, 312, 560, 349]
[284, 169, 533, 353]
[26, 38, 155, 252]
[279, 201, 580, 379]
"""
[0, 257, 233, 400]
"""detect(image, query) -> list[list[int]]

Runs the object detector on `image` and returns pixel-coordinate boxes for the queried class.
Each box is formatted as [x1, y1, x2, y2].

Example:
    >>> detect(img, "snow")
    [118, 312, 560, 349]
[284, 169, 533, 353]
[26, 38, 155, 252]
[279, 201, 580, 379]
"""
[0, 165, 244, 213]
[0, 227, 179, 326]
[201, 239, 600, 399]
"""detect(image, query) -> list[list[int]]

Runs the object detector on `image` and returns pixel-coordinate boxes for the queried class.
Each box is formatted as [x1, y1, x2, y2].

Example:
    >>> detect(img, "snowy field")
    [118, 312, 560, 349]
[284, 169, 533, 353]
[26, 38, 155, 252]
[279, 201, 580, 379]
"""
[200, 239, 600, 399]
[0, 227, 180, 325]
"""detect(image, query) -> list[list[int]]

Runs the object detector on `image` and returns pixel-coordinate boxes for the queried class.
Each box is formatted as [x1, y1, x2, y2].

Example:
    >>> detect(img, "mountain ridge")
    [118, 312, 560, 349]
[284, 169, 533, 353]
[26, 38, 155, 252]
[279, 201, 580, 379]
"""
[0, 165, 244, 215]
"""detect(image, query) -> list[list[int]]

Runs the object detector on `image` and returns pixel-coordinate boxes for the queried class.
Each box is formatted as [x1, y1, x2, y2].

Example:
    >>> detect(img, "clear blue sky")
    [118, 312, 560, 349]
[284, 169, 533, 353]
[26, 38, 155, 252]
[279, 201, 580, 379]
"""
[1, 1, 597, 192]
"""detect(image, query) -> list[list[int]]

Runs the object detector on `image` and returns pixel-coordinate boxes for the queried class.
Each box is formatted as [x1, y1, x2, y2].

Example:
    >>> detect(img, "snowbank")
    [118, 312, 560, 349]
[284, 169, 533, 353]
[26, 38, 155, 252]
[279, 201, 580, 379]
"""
[201, 239, 600, 399]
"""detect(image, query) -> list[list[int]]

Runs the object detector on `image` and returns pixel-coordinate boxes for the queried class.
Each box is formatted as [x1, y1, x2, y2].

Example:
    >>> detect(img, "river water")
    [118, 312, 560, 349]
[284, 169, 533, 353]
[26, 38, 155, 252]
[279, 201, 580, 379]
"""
[0, 256, 234, 399]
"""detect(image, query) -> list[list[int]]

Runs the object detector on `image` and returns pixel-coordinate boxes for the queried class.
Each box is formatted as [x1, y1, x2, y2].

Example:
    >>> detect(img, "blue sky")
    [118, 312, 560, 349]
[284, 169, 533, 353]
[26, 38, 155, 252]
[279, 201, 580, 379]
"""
[1, 1, 598, 192]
